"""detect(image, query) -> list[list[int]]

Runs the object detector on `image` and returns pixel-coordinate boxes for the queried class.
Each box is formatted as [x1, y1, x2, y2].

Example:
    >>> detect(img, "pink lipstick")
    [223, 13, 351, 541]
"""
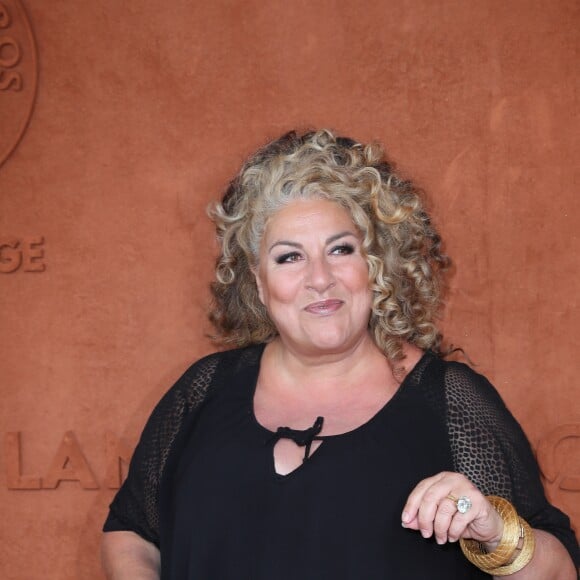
[304, 299, 344, 315]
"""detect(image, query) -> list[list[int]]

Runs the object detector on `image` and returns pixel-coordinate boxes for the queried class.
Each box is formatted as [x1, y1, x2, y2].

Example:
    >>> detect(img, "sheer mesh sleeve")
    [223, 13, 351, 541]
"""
[444, 362, 579, 565]
[103, 352, 220, 546]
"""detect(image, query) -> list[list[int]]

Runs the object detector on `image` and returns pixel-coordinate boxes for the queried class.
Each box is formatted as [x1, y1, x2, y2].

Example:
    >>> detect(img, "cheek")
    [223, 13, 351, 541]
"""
[348, 265, 373, 310]
[341, 260, 370, 291]
[259, 270, 300, 306]
[272, 277, 300, 304]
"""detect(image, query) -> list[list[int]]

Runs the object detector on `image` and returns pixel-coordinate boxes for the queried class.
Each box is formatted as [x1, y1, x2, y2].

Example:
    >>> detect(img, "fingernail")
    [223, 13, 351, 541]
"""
[401, 511, 409, 523]
[420, 529, 430, 538]
[436, 538, 444, 545]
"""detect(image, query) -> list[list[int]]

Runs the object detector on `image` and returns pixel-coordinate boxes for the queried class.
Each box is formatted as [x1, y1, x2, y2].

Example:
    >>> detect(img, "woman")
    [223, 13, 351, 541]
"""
[102, 129, 578, 579]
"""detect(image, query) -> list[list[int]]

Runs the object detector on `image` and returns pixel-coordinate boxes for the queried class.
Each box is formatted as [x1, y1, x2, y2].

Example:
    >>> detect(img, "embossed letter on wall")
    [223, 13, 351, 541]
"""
[537, 423, 580, 492]
[3, 431, 134, 490]
[0, 236, 46, 272]
[0, 0, 37, 168]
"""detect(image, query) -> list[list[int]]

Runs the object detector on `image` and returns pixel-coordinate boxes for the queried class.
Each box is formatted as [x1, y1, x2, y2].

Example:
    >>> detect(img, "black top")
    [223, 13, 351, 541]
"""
[104, 345, 579, 579]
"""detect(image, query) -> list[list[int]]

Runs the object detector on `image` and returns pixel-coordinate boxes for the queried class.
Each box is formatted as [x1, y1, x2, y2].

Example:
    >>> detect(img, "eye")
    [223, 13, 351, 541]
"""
[330, 243, 355, 256]
[275, 251, 302, 264]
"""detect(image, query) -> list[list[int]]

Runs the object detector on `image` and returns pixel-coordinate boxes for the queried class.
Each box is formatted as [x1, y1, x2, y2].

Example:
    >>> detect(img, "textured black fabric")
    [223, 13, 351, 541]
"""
[104, 351, 221, 545]
[104, 345, 579, 577]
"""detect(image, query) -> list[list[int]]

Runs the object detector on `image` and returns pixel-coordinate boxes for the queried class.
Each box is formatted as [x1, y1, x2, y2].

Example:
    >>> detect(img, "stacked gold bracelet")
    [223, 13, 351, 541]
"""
[459, 496, 536, 576]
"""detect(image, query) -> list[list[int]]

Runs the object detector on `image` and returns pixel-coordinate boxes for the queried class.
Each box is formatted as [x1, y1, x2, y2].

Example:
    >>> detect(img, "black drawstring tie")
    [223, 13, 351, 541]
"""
[268, 416, 324, 462]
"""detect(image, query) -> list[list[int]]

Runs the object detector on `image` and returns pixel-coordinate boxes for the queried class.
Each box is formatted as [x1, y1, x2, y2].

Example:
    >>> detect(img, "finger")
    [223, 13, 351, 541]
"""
[404, 472, 472, 536]
[416, 482, 456, 538]
[452, 496, 504, 544]
[401, 472, 447, 527]
[447, 510, 472, 543]
[433, 496, 460, 544]
[446, 492, 485, 542]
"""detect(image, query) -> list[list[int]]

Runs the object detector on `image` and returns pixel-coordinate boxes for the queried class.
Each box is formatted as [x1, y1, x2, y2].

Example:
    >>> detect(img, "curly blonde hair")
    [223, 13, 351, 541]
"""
[208, 129, 450, 365]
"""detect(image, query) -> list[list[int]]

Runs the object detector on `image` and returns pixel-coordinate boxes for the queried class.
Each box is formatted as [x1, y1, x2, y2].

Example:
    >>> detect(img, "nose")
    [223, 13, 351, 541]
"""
[305, 255, 335, 293]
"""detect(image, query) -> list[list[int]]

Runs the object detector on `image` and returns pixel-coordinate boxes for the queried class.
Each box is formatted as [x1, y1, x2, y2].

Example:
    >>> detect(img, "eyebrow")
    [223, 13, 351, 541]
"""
[268, 231, 358, 253]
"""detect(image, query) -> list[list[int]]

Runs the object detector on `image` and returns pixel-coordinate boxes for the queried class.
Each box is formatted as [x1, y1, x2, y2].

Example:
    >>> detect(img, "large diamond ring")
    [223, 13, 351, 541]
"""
[447, 494, 472, 514]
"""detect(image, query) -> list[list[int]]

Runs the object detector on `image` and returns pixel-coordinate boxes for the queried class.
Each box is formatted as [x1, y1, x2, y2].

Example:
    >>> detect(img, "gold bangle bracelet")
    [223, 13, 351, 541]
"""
[487, 517, 536, 576]
[459, 496, 522, 569]
[459, 496, 536, 575]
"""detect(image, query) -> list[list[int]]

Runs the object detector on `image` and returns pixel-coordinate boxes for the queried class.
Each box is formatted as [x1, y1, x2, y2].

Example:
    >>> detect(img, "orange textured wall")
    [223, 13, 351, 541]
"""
[1, 0, 578, 578]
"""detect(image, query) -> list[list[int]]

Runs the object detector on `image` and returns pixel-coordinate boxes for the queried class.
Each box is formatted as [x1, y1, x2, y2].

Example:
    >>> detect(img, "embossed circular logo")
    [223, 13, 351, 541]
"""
[0, 0, 37, 169]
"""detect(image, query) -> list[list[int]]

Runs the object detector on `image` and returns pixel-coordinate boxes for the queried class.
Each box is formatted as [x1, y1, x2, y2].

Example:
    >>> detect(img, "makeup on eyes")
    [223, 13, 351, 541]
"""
[330, 243, 355, 255]
[274, 242, 356, 265]
[270, 233, 359, 265]
[275, 251, 301, 264]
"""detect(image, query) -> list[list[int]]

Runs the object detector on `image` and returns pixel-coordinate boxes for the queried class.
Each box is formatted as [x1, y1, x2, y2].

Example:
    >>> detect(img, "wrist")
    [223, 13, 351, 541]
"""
[481, 508, 505, 552]
[459, 496, 536, 576]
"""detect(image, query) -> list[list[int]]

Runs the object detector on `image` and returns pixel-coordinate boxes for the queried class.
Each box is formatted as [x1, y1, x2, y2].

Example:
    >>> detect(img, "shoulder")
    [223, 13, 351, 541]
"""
[167, 343, 266, 409]
[419, 354, 505, 403]
[411, 353, 511, 426]
[181, 343, 265, 381]
[439, 359, 507, 411]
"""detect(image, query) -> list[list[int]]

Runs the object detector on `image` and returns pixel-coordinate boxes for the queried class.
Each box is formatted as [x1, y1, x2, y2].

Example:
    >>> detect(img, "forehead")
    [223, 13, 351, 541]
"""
[264, 199, 356, 237]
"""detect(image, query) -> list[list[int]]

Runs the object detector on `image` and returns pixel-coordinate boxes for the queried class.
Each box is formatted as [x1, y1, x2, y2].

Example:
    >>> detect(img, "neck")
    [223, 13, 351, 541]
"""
[263, 334, 396, 392]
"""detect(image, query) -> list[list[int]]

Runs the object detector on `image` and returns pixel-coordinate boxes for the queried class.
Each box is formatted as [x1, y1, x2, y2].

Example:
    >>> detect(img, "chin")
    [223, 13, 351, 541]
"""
[300, 332, 362, 355]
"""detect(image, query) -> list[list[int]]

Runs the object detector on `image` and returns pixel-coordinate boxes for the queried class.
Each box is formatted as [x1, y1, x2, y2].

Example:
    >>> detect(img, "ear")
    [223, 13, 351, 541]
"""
[251, 264, 265, 304]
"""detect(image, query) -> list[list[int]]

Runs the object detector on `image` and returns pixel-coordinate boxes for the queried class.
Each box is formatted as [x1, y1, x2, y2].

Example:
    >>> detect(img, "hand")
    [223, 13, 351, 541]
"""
[401, 471, 504, 548]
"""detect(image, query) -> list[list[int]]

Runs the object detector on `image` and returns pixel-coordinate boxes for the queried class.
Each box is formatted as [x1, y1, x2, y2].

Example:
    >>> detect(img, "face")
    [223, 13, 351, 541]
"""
[254, 198, 373, 358]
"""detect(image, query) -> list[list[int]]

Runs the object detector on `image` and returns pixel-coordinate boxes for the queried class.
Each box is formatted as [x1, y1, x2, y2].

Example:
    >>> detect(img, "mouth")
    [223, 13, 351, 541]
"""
[304, 299, 344, 315]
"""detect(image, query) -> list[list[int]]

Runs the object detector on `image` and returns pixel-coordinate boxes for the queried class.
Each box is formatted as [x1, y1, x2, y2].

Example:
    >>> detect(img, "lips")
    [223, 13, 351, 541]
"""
[304, 299, 344, 315]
